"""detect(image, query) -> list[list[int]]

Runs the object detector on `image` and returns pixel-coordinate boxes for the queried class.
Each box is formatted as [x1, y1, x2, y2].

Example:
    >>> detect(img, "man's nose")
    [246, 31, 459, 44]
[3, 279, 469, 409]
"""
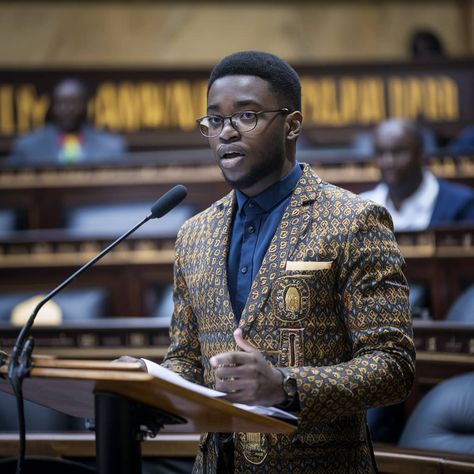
[219, 117, 240, 141]
[378, 151, 396, 167]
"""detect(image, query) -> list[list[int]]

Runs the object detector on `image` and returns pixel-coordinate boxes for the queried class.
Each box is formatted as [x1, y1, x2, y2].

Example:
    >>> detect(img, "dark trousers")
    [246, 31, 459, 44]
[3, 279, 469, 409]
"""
[216, 433, 234, 473]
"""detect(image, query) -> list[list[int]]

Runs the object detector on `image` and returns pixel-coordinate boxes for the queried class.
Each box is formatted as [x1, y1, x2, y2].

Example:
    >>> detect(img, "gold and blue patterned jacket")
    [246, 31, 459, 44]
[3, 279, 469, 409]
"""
[163, 164, 415, 473]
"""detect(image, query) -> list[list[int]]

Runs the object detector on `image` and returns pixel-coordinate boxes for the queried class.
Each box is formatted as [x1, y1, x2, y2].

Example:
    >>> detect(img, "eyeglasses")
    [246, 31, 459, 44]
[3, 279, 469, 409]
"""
[196, 108, 289, 138]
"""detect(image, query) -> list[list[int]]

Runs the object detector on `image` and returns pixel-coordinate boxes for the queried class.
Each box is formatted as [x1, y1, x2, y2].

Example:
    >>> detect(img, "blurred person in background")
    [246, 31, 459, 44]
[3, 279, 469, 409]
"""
[360, 118, 474, 231]
[7, 78, 127, 165]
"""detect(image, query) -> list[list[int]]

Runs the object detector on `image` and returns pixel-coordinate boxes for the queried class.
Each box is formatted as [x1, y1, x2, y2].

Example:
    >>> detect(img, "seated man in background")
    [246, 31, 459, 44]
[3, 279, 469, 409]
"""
[7, 78, 127, 165]
[360, 118, 474, 231]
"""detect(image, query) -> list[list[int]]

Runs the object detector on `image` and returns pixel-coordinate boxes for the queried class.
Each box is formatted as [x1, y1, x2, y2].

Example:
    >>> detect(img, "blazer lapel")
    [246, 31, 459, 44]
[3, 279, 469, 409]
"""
[238, 165, 320, 331]
[205, 191, 238, 330]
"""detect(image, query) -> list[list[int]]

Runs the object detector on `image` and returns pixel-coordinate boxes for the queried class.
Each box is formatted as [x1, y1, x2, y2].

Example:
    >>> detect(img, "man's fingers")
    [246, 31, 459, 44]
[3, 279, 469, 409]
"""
[234, 328, 258, 352]
[210, 350, 254, 368]
[215, 364, 251, 379]
[215, 376, 254, 393]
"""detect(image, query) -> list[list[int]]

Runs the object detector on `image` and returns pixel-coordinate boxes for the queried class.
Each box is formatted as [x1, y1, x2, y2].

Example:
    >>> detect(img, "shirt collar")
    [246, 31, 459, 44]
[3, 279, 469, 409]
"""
[235, 161, 302, 215]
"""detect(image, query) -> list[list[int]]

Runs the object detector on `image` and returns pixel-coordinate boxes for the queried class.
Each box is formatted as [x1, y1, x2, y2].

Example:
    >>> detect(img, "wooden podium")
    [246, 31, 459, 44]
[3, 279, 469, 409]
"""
[0, 357, 296, 473]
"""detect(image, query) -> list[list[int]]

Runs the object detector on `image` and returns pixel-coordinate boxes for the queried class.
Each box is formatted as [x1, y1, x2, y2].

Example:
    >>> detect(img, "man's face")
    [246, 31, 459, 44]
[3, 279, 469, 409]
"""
[206, 75, 292, 196]
[374, 123, 421, 188]
[52, 82, 88, 132]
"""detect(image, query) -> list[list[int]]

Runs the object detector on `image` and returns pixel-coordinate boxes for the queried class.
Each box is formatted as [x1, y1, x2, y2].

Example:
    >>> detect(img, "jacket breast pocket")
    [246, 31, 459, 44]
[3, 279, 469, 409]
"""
[269, 262, 335, 325]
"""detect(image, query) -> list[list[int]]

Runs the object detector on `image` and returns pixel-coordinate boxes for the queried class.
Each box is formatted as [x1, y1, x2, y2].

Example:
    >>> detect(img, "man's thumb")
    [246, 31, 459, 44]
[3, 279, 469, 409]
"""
[234, 328, 258, 352]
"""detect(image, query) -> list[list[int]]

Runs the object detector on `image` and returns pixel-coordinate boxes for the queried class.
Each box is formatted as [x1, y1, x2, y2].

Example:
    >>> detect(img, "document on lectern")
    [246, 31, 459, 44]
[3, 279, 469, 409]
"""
[142, 359, 297, 422]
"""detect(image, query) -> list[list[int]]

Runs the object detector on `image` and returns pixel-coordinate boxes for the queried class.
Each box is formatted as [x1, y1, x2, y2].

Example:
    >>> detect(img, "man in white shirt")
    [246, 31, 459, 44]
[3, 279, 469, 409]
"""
[361, 118, 474, 231]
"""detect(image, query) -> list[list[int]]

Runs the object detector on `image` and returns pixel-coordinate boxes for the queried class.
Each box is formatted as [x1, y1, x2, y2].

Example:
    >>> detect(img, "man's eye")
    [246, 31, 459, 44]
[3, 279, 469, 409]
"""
[207, 116, 223, 127]
[238, 112, 256, 123]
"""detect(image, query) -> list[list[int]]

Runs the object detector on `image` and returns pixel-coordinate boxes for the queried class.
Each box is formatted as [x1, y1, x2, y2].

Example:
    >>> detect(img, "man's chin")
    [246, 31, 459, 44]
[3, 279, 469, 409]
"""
[221, 169, 252, 190]
[219, 162, 278, 194]
[382, 175, 398, 187]
[222, 174, 249, 191]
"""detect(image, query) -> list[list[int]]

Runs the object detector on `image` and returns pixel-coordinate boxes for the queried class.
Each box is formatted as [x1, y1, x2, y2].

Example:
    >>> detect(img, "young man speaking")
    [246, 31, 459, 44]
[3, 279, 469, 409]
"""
[161, 51, 415, 473]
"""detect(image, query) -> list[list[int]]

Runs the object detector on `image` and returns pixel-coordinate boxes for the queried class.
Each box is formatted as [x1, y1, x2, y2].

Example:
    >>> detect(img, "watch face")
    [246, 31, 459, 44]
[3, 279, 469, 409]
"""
[283, 374, 297, 400]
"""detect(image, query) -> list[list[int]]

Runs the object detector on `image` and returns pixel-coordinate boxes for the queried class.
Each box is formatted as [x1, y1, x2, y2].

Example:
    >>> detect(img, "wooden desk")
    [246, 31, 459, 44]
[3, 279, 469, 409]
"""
[0, 317, 171, 361]
[0, 160, 229, 230]
[1, 154, 472, 230]
[1, 319, 473, 357]
[373, 444, 474, 474]
[398, 227, 474, 320]
[0, 231, 176, 316]
[0, 433, 200, 458]
[1, 434, 474, 473]
[0, 227, 472, 319]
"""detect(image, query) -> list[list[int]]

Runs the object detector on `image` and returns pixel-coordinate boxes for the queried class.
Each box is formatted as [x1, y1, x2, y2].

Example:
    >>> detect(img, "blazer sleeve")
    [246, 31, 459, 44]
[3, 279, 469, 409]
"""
[161, 228, 204, 385]
[290, 203, 415, 428]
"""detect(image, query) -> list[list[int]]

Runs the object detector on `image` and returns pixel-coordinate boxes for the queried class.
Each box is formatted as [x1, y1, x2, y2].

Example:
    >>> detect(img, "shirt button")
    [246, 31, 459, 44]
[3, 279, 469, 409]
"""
[241, 266, 248, 274]
[248, 201, 255, 208]
[247, 225, 255, 234]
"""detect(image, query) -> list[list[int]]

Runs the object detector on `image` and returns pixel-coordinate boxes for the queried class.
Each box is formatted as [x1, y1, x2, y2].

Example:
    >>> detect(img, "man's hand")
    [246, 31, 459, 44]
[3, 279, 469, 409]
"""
[210, 328, 286, 406]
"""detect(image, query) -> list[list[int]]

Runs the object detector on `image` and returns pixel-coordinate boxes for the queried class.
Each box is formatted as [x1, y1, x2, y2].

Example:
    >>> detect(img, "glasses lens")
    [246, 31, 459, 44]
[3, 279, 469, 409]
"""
[198, 121, 210, 136]
[234, 111, 257, 132]
[198, 116, 223, 137]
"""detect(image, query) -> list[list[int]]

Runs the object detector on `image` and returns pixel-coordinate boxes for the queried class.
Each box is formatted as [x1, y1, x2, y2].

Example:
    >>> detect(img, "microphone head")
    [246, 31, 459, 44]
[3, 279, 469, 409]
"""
[150, 184, 188, 218]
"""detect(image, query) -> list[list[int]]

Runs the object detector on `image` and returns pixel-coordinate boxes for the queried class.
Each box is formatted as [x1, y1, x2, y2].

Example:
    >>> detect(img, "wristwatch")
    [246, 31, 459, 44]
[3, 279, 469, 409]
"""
[276, 367, 297, 407]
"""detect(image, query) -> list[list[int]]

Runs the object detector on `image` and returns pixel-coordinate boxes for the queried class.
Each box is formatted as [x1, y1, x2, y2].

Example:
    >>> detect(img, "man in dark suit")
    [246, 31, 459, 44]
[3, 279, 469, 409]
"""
[361, 118, 474, 230]
[7, 78, 126, 165]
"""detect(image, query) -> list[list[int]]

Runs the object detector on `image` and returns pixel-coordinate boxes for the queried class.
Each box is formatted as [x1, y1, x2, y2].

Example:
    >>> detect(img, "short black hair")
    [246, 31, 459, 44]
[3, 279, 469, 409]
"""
[208, 51, 301, 111]
[410, 29, 444, 58]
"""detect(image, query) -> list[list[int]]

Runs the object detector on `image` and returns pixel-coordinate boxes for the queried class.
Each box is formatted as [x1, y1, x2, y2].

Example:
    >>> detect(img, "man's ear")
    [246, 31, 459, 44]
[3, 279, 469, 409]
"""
[286, 111, 303, 141]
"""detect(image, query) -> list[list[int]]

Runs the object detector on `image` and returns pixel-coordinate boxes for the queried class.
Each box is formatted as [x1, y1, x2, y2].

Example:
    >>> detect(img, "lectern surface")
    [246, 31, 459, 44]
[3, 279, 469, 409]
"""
[0, 358, 296, 435]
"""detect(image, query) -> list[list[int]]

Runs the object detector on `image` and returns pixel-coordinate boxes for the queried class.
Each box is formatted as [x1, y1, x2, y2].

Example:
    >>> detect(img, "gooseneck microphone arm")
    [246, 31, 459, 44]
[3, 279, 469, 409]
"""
[7, 184, 187, 474]
[9, 214, 150, 375]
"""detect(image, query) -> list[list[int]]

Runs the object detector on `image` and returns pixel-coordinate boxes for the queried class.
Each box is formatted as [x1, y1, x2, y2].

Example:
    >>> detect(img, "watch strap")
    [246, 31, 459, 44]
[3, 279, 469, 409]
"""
[275, 367, 297, 408]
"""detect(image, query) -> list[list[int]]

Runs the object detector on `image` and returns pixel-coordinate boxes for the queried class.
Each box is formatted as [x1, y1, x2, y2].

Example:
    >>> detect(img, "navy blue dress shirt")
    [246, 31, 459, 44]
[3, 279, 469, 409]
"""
[227, 162, 303, 321]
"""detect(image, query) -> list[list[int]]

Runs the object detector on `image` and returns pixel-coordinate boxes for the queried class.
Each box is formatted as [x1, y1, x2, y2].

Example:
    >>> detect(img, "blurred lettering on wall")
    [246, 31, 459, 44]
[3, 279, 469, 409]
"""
[0, 59, 471, 151]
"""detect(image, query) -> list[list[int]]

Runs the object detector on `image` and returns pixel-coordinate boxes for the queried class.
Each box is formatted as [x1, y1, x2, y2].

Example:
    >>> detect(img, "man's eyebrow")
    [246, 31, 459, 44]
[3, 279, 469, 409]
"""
[235, 100, 263, 108]
[207, 99, 263, 112]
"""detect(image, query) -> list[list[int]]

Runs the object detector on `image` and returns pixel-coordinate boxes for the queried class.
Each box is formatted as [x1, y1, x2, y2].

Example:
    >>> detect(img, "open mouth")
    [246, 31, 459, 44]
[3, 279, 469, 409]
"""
[220, 152, 244, 169]
[217, 145, 246, 169]
[222, 151, 244, 160]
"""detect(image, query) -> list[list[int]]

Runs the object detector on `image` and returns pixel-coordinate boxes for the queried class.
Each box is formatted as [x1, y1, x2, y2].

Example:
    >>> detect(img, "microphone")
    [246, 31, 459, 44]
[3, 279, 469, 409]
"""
[7, 184, 187, 474]
[150, 184, 187, 218]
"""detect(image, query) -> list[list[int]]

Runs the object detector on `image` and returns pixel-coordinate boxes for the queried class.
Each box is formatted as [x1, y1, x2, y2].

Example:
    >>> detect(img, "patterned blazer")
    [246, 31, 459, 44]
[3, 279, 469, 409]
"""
[163, 164, 415, 473]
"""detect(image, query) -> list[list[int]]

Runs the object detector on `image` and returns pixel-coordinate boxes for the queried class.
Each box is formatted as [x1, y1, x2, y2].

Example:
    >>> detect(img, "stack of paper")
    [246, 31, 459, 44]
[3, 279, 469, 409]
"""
[142, 359, 297, 422]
